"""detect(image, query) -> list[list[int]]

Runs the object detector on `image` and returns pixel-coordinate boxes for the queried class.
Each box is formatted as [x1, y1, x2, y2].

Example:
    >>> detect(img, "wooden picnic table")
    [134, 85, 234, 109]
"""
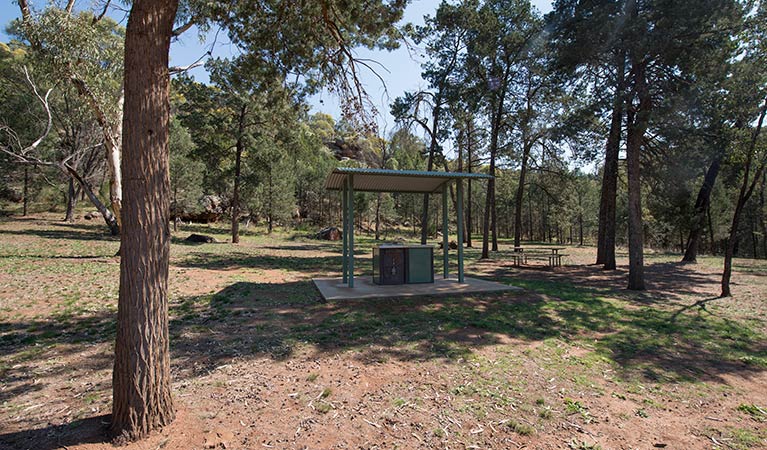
[511, 247, 567, 267]
[513, 246, 566, 254]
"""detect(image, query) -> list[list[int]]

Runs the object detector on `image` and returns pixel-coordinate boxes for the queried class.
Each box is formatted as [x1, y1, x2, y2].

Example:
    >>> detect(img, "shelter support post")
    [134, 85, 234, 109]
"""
[457, 179, 464, 283]
[348, 174, 355, 287]
[342, 181, 348, 283]
[442, 184, 449, 279]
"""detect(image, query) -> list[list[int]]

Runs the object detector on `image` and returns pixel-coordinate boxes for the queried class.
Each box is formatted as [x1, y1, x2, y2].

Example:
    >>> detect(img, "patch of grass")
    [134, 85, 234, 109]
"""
[315, 402, 332, 414]
[634, 408, 649, 418]
[392, 398, 408, 408]
[306, 373, 319, 382]
[505, 419, 535, 436]
[737, 404, 767, 422]
[564, 398, 586, 415]
[320, 387, 332, 399]
[729, 427, 765, 449]
[564, 398, 593, 423]
[568, 440, 602, 450]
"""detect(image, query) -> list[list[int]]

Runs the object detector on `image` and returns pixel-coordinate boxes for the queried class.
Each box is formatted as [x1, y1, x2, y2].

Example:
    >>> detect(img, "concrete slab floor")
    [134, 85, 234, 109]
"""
[312, 276, 522, 301]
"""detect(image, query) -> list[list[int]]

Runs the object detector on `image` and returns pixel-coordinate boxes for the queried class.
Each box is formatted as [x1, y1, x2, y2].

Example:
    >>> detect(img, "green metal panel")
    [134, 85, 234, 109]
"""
[407, 247, 434, 283]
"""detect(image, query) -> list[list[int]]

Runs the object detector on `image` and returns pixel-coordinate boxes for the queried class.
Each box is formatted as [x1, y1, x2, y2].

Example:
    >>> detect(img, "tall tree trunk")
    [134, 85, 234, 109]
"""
[268, 166, 274, 234]
[491, 188, 498, 251]
[682, 150, 724, 262]
[626, 63, 651, 291]
[112, 0, 178, 441]
[752, 216, 759, 258]
[482, 100, 503, 259]
[64, 177, 78, 222]
[722, 99, 767, 296]
[760, 173, 767, 259]
[513, 143, 532, 249]
[482, 66, 511, 258]
[421, 101, 441, 244]
[454, 136, 466, 244]
[22, 166, 29, 216]
[596, 52, 625, 269]
[466, 121, 473, 247]
[527, 190, 533, 240]
[707, 207, 715, 254]
[231, 106, 246, 244]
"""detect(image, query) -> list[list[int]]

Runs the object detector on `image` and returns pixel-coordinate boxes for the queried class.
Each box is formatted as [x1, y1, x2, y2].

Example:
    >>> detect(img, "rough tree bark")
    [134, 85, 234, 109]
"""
[112, 0, 178, 441]
[682, 150, 724, 262]
[596, 51, 625, 270]
[626, 63, 651, 291]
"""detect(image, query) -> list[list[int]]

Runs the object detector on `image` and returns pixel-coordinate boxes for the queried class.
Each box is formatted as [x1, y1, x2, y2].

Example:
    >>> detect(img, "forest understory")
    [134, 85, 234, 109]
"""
[1, 214, 766, 450]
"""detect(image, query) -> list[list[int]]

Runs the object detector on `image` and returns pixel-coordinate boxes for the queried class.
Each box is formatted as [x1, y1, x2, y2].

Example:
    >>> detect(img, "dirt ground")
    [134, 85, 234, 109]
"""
[1, 214, 766, 450]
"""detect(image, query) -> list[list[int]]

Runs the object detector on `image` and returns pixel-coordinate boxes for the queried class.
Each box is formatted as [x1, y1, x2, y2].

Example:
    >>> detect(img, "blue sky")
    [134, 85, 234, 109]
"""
[1, 0, 553, 130]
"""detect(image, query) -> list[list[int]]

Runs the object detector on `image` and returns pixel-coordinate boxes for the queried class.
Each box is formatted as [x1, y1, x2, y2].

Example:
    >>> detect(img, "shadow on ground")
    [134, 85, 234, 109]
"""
[0, 221, 117, 242]
[0, 415, 111, 450]
[3, 271, 766, 406]
[177, 251, 348, 274]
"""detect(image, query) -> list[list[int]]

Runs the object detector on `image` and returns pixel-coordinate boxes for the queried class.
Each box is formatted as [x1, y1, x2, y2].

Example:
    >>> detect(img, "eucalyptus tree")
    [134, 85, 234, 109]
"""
[14, 4, 126, 230]
[462, 0, 542, 258]
[114, 0, 408, 440]
[0, 44, 118, 233]
[392, 0, 469, 244]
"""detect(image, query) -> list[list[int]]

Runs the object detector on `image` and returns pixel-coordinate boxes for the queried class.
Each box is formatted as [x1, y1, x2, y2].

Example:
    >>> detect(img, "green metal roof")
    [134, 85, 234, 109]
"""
[325, 167, 492, 193]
